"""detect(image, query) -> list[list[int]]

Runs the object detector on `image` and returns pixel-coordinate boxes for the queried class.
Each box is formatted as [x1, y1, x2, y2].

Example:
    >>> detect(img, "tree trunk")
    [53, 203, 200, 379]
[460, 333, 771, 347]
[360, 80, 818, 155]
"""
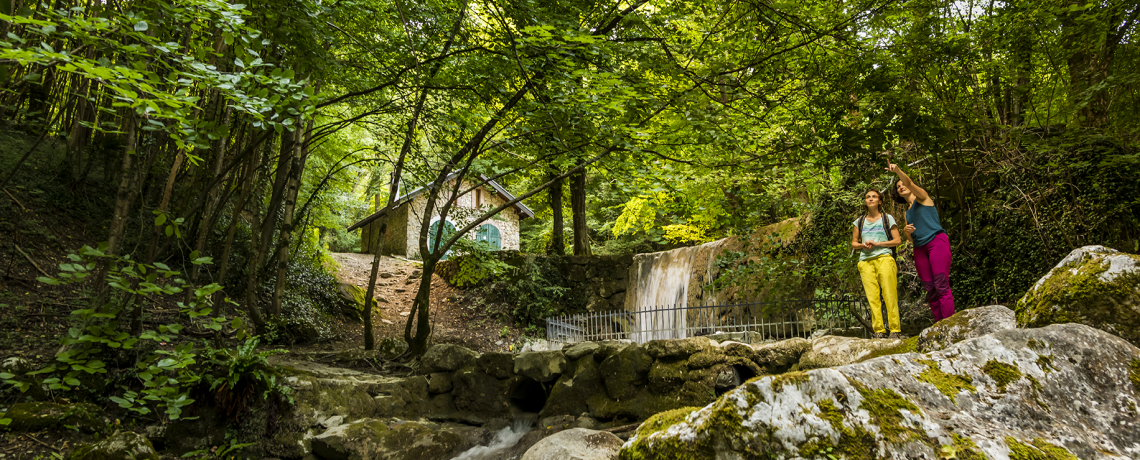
[405, 257, 437, 356]
[549, 173, 564, 255]
[571, 167, 589, 255]
[361, 225, 385, 350]
[216, 144, 261, 299]
[243, 132, 293, 332]
[270, 122, 307, 316]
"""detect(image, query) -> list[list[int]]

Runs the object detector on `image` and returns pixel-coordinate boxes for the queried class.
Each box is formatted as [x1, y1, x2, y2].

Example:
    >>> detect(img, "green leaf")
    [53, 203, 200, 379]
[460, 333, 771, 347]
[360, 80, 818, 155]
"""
[134, 21, 148, 32]
[155, 214, 167, 226]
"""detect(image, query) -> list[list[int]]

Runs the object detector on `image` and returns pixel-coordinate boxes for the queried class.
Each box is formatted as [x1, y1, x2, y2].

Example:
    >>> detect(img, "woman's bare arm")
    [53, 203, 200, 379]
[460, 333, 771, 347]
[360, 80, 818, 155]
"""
[887, 164, 934, 205]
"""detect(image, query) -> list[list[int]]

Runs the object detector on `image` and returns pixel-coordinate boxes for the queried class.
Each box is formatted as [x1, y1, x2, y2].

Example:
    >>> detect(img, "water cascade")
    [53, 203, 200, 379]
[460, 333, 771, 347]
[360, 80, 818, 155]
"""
[623, 237, 737, 341]
[450, 419, 535, 460]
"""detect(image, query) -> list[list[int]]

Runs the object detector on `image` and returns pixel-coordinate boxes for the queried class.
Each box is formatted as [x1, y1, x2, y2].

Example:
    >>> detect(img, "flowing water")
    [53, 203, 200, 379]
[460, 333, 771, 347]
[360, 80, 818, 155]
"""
[450, 418, 535, 460]
[624, 238, 735, 341]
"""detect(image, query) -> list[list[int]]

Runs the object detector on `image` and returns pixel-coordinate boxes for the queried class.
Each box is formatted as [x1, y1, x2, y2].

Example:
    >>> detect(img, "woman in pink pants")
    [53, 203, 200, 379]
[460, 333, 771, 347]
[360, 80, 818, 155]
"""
[887, 163, 955, 321]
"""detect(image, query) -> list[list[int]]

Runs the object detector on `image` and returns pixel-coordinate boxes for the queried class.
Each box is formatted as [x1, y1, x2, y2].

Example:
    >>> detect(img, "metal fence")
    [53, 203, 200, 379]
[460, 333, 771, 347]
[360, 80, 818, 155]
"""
[546, 296, 871, 345]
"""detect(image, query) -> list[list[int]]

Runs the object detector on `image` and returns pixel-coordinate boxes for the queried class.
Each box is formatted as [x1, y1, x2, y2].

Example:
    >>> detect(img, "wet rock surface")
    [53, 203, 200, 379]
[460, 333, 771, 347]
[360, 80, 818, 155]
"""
[621, 323, 1140, 459]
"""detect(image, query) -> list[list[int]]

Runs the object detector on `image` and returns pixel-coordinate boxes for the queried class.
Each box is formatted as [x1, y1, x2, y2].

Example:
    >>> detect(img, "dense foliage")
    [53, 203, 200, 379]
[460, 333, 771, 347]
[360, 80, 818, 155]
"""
[0, 0, 1137, 357]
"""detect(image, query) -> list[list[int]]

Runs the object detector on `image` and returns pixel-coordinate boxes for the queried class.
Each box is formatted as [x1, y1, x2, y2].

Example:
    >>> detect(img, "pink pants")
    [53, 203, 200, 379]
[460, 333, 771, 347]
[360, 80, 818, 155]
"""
[913, 232, 955, 321]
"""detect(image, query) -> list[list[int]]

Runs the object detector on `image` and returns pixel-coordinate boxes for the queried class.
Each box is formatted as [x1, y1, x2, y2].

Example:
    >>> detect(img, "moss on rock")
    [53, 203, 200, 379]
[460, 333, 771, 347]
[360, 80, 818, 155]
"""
[1014, 246, 1140, 345]
[1129, 359, 1140, 392]
[2, 402, 103, 433]
[981, 359, 1022, 393]
[854, 383, 922, 442]
[950, 434, 987, 460]
[634, 406, 702, 441]
[1005, 437, 1078, 460]
[914, 359, 976, 403]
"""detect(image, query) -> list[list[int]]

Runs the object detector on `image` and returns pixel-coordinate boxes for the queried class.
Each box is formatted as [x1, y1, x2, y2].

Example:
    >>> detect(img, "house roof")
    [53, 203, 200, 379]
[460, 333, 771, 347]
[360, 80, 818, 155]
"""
[346, 173, 535, 232]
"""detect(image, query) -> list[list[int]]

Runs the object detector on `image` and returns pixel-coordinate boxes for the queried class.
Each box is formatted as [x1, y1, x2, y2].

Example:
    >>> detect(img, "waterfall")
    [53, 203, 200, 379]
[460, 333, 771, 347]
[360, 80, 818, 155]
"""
[450, 418, 534, 460]
[624, 238, 736, 342]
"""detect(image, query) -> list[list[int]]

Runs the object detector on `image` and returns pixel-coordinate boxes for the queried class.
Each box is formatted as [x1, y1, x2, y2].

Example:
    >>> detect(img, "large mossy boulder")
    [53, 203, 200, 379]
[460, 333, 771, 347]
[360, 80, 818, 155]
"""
[621, 323, 1140, 459]
[1015, 245, 1140, 345]
[917, 305, 1017, 352]
[751, 337, 810, 370]
[2, 402, 103, 433]
[65, 431, 158, 460]
[421, 344, 480, 373]
[514, 351, 567, 383]
[598, 344, 653, 401]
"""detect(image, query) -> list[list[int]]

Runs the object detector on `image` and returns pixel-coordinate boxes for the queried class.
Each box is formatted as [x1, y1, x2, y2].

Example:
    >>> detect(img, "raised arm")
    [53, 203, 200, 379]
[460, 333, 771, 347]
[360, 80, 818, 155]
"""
[886, 163, 933, 205]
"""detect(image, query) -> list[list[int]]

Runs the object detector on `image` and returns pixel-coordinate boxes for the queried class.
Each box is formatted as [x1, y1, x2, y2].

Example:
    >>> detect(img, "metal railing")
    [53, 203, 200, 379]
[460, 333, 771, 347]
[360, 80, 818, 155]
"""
[546, 296, 871, 345]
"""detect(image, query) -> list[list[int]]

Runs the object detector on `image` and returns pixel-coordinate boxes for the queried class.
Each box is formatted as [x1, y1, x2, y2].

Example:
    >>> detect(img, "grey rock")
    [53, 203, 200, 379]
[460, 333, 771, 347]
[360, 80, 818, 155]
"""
[477, 352, 515, 379]
[1015, 245, 1140, 345]
[312, 419, 463, 460]
[521, 428, 623, 460]
[751, 337, 810, 368]
[311, 419, 390, 460]
[563, 342, 602, 360]
[3, 402, 103, 433]
[539, 414, 576, 430]
[644, 337, 715, 359]
[377, 337, 407, 359]
[622, 323, 1140, 460]
[452, 370, 513, 418]
[422, 344, 480, 373]
[428, 372, 453, 394]
[598, 345, 652, 400]
[380, 272, 393, 279]
[917, 305, 1017, 352]
[514, 351, 567, 383]
[797, 335, 905, 369]
[593, 340, 633, 361]
[65, 431, 159, 460]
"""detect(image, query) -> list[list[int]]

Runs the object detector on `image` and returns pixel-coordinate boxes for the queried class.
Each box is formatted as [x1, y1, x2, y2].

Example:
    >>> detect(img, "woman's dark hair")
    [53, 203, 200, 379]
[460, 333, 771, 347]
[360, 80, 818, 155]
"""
[888, 181, 908, 204]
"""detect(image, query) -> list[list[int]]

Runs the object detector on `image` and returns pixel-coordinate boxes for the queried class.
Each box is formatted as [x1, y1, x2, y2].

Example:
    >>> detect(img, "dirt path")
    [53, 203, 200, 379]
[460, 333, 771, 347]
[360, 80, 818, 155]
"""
[329, 253, 522, 353]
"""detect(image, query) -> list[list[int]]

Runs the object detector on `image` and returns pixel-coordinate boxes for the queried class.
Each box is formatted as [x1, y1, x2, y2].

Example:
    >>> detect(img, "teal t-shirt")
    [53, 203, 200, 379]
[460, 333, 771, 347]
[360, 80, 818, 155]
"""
[852, 214, 896, 261]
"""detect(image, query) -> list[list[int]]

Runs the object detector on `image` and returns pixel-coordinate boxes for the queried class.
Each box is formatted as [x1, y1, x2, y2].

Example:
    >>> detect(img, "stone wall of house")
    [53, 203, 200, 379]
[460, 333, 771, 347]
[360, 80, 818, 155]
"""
[402, 179, 524, 258]
[360, 201, 410, 256]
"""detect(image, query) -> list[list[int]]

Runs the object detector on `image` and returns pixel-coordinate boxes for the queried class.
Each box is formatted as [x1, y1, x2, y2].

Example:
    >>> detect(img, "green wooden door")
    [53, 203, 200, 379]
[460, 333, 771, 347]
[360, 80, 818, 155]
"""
[427, 220, 456, 259]
[476, 223, 502, 250]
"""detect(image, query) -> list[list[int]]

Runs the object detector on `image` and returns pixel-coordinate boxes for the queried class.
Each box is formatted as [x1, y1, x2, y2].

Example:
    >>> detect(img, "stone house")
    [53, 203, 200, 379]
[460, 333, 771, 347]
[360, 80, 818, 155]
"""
[348, 174, 534, 259]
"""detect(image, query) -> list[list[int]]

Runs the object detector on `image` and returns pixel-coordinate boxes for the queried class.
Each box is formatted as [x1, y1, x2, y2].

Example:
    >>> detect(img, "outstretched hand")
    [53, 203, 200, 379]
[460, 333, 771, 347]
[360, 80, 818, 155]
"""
[885, 163, 900, 174]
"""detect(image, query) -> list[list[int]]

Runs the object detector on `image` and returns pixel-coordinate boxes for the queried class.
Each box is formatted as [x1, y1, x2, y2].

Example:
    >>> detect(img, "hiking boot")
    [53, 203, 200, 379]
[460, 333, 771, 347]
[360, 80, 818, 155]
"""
[888, 332, 901, 339]
[872, 332, 886, 339]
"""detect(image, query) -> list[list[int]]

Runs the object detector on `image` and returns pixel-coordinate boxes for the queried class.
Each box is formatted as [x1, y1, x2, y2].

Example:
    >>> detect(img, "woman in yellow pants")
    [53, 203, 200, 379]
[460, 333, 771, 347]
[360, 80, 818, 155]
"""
[851, 189, 903, 339]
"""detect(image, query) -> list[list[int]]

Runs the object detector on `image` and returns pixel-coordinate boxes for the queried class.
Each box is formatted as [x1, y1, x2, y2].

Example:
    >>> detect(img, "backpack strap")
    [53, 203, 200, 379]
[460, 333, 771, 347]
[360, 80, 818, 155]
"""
[857, 215, 866, 243]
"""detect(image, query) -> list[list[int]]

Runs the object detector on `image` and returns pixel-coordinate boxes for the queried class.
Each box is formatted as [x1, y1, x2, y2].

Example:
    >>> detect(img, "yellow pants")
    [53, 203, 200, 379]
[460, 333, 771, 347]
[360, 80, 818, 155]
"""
[857, 254, 900, 333]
